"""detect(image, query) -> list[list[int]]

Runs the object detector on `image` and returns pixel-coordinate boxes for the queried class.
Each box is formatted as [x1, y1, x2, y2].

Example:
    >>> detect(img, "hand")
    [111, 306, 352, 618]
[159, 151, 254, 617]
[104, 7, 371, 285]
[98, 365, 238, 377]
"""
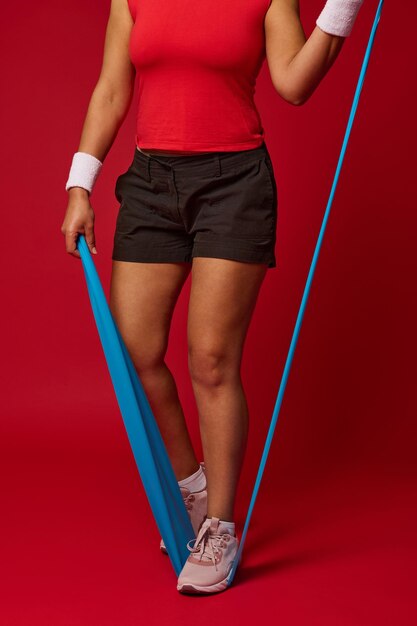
[61, 187, 97, 259]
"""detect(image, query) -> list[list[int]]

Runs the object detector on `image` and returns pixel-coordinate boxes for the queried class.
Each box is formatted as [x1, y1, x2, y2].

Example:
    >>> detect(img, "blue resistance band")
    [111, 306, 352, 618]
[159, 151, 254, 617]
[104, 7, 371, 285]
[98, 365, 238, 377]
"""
[76, 0, 384, 587]
[226, 0, 385, 586]
[77, 234, 195, 577]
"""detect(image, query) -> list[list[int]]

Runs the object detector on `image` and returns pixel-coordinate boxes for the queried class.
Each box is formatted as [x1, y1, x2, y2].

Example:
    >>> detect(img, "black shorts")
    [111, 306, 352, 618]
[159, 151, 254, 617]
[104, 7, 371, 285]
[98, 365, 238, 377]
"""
[112, 141, 278, 268]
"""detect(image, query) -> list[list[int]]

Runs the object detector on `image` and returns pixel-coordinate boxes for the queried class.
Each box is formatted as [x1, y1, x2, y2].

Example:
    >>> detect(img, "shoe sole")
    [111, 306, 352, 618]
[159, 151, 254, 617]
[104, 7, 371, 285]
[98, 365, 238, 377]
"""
[177, 579, 229, 594]
[176, 559, 237, 594]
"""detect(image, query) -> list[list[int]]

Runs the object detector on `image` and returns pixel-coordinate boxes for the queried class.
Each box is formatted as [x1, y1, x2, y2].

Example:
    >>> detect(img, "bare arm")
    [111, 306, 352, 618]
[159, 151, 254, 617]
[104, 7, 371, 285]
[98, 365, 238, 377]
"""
[265, 0, 346, 105]
[76, 0, 136, 163]
[62, 0, 135, 258]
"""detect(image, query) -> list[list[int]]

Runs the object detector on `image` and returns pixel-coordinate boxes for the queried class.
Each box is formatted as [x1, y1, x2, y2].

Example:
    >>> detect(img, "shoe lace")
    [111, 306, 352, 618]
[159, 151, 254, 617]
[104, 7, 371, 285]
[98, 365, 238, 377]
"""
[186, 523, 231, 571]
[182, 492, 195, 512]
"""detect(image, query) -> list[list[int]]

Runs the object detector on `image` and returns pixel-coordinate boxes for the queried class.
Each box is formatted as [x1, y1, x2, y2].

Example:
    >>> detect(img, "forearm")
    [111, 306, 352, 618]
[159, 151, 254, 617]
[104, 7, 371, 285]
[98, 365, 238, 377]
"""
[76, 81, 133, 163]
[266, 0, 364, 105]
[285, 27, 345, 105]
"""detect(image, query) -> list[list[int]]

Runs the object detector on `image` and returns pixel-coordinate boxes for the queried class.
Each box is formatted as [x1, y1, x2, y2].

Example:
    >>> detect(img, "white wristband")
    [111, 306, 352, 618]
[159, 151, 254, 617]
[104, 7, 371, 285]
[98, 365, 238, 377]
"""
[316, 0, 364, 37]
[65, 151, 103, 194]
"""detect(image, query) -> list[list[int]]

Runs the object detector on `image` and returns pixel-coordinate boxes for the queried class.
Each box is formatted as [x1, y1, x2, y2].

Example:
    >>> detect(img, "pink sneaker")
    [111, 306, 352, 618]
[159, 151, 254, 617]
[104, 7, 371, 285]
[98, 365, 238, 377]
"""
[160, 462, 207, 554]
[176, 516, 239, 594]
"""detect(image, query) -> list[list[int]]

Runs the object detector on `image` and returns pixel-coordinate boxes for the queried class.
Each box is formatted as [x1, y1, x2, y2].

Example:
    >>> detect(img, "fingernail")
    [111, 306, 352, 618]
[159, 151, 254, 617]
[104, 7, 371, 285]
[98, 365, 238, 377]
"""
[92, 247, 97, 254]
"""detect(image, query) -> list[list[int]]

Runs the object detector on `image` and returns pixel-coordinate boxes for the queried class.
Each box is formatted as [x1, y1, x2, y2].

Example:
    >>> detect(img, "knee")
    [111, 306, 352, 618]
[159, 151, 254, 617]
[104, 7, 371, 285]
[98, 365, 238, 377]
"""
[188, 343, 237, 388]
[128, 338, 167, 376]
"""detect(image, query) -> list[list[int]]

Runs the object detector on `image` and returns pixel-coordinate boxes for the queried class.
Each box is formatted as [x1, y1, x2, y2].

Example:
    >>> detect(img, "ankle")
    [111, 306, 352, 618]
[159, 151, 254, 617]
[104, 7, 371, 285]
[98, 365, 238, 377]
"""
[178, 463, 206, 492]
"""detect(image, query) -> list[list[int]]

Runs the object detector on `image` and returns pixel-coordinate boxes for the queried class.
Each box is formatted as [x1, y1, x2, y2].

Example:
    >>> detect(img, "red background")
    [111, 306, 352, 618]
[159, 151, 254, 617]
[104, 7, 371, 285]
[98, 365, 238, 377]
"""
[1, 1, 416, 624]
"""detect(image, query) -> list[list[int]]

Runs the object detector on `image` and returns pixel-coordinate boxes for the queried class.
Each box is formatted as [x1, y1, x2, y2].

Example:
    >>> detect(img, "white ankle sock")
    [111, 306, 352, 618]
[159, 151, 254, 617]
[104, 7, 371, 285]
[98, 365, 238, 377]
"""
[178, 464, 206, 492]
[219, 519, 235, 535]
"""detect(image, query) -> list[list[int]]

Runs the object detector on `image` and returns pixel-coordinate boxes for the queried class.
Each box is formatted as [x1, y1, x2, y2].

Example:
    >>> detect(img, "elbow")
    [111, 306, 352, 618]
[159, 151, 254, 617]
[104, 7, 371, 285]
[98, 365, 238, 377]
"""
[289, 96, 307, 106]
[275, 88, 309, 106]
[94, 78, 135, 118]
[285, 90, 309, 106]
[273, 81, 310, 107]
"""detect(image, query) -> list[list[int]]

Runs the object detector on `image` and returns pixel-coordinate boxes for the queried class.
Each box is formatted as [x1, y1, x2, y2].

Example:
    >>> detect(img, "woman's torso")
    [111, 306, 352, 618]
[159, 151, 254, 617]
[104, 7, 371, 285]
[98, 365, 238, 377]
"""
[127, 0, 272, 156]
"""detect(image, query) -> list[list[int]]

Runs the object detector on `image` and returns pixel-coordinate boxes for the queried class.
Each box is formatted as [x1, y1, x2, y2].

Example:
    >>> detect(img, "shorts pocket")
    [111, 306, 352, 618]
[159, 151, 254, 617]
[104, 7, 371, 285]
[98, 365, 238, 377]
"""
[114, 155, 142, 202]
[259, 156, 277, 199]
[200, 157, 277, 240]
[114, 169, 130, 203]
[260, 155, 278, 225]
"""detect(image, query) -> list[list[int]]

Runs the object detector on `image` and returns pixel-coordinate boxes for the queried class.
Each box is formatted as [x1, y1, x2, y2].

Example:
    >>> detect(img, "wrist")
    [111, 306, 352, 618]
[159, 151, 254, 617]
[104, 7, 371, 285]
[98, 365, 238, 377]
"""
[67, 185, 90, 197]
[65, 151, 103, 195]
[316, 0, 365, 38]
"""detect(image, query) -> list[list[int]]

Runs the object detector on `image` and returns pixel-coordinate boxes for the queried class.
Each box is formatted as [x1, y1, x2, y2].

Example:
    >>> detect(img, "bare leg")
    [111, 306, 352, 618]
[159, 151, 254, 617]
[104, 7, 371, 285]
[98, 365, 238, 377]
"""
[187, 257, 268, 521]
[109, 260, 200, 481]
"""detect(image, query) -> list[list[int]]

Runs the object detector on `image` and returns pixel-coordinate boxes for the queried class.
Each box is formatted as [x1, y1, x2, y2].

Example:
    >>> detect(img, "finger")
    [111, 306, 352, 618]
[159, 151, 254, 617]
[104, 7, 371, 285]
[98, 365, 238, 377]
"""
[84, 221, 97, 254]
[65, 230, 82, 259]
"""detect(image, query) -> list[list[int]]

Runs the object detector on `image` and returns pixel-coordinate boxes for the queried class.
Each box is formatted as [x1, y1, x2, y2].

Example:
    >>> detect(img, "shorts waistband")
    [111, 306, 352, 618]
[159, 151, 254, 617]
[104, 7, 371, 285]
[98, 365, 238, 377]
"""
[132, 141, 270, 180]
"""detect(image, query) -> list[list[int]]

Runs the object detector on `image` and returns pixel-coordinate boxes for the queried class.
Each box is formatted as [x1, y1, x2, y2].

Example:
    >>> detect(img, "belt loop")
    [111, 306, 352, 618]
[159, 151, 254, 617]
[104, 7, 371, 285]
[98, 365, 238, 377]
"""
[146, 157, 151, 182]
[214, 154, 221, 177]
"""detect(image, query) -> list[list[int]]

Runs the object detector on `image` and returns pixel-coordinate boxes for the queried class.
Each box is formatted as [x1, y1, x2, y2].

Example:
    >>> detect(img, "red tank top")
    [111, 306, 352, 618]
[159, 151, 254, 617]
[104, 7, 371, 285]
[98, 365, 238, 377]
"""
[127, 0, 271, 152]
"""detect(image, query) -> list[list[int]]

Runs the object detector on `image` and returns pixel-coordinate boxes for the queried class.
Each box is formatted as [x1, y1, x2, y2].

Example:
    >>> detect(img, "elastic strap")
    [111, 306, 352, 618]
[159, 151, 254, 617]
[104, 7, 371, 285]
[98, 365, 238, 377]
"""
[226, 0, 385, 587]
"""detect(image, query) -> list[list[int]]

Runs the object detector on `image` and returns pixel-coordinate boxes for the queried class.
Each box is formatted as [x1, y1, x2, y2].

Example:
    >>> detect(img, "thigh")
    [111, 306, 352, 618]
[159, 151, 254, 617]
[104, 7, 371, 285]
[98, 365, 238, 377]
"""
[110, 260, 191, 368]
[187, 257, 268, 366]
